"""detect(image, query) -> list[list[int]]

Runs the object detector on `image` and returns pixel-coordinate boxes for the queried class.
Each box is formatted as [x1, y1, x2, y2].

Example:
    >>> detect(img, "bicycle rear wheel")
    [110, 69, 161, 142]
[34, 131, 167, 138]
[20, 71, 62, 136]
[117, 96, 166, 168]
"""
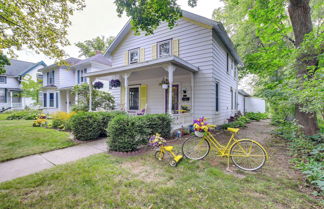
[230, 139, 267, 171]
[182, 136, 210, 160]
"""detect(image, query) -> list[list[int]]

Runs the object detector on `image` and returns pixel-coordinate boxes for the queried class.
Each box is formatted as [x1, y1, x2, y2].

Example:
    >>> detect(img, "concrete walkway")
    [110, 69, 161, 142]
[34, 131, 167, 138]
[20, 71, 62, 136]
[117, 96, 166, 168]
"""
[0, 139, 107, 183]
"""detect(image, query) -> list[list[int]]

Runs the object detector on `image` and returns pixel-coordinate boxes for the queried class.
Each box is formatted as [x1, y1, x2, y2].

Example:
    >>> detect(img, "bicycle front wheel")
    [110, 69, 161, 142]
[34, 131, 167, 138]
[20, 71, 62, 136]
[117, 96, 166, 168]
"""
[230, 139, 267, 171]
[182, 136, 210, 160]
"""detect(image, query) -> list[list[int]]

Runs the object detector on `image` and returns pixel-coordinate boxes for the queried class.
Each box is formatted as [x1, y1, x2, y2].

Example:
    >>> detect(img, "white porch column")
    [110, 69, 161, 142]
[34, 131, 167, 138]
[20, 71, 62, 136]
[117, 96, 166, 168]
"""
[66, 90, 70, 113]
[9, 91, 13, 108]
[122, 73, 131, 111]
[165, 64, 176, 114]
[89, 77, 94, 112]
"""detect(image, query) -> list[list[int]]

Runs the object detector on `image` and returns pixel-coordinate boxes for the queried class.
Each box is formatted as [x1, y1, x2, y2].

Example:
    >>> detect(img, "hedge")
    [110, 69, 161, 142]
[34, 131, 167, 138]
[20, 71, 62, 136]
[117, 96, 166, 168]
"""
[107, 114, 172, 152]
[70, 111, 126, 141]
[6, 110, 41, 120]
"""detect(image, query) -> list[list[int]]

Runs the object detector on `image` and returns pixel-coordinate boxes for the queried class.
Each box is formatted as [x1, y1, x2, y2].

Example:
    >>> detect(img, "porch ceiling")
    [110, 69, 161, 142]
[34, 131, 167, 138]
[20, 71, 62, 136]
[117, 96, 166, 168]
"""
[85, 56, 199, 78]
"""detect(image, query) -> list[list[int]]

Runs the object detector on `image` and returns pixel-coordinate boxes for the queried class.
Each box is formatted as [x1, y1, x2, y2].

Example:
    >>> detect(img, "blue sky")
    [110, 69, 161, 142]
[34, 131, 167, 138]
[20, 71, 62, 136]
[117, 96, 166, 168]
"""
[15, 0, 223, 65]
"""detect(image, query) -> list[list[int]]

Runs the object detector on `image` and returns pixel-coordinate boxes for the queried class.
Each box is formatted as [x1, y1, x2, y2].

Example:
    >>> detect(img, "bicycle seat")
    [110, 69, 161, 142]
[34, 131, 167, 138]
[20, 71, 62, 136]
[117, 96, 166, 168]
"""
[227, 128, 240, 133]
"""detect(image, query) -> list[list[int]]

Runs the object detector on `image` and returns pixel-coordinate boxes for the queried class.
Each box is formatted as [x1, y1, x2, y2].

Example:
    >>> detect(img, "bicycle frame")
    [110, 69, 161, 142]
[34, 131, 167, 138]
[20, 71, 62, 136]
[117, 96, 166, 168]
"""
[201, 131, 238, 157]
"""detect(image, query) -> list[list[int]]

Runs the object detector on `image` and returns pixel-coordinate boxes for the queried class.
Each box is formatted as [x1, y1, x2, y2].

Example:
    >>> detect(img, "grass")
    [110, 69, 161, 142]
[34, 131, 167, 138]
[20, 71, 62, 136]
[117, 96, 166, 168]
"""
[0, 120, 76, 162]
[0, 152, 322, 209]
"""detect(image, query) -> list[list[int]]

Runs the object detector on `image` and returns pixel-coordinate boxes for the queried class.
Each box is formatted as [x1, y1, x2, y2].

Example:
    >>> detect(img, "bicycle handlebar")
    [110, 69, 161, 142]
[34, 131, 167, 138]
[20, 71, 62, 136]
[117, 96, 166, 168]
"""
[207, 124, 217, 128]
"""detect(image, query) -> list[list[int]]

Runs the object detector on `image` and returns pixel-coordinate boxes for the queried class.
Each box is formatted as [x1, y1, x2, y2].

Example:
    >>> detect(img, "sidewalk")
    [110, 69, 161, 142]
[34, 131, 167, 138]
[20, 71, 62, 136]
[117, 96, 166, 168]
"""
[0, 139, 107, 183]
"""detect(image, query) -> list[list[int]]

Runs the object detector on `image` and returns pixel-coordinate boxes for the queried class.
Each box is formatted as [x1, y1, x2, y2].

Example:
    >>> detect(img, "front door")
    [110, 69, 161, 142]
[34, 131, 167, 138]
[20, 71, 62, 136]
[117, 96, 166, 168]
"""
[165, 84, 179, 114]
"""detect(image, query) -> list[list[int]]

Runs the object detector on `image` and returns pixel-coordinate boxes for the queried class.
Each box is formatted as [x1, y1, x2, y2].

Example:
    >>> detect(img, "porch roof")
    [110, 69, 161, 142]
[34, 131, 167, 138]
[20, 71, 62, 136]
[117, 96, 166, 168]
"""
[85, 56, 199, 78]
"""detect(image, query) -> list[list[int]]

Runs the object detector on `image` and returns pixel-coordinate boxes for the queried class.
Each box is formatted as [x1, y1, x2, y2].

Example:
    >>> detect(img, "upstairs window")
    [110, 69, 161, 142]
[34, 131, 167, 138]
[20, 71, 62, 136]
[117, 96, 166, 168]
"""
[129, 48, 139, 64]
[47, 71, 55, 85]
[158, 39, 171, 57]
[215, 82, 219, 112]
[77, 68, 87, 84]
[0, 76, 7, 84]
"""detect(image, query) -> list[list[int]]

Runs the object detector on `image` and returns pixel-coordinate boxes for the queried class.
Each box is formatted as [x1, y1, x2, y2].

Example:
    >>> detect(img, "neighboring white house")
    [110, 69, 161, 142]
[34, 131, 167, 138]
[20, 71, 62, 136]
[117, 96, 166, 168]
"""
[238, 89, 266, 113]
[0, 59, 46, 111]
[39, 54, 111, 114]
[85, 10, 242, 128]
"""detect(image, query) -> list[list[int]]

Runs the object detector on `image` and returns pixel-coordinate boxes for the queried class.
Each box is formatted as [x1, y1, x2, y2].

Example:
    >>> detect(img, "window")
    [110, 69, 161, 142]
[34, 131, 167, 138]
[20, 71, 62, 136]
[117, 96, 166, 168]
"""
[0, 89, 7, 103]
[43, 93, 47, 107]
[234, 91, 237, 110]
[47, 71, 55, 85]
[77, 68, 87, 84]
[49, 93, 55, 107]
[230, 88, 233, 110]
[0, 76, 6, 84]
[158, 39, 171, 57]
[129, 87, 139, 110]
[129, 48, 139, 64]
[36, 74, 43, 84]
[234, 66, 237, 79]
[226, 53, 229, 74]
[56, 92, 59, 108]
[215, 82, 219, 112]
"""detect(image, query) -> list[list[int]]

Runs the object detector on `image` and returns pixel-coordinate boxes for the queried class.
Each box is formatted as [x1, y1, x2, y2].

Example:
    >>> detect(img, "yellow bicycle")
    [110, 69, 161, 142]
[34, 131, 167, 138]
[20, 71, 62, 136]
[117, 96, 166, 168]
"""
[182, 121, 268, 171]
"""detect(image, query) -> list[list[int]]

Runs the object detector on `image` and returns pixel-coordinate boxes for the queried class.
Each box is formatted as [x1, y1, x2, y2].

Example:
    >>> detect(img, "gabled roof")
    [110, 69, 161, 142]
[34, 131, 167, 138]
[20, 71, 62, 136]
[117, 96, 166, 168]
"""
[74, 53, 111, 67]
[3, 59, 47, 77]
[104, 10, 241, 65]
[40, 57, 81, 71]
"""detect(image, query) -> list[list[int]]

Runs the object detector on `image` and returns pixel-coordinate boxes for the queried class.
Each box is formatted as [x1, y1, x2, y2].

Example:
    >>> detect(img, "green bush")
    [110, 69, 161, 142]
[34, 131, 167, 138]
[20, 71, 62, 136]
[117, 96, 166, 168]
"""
[6, 110, 41, 120]
[70, 112, 102, 141]
[94, 111, 126, 136]
[245, 112, 268, 121]
[107, 114, 172, 152]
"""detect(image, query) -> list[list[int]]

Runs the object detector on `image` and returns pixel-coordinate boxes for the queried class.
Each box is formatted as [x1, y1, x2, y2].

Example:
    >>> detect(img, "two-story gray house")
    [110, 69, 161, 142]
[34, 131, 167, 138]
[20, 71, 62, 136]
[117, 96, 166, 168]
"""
[86, 11, 241, 128]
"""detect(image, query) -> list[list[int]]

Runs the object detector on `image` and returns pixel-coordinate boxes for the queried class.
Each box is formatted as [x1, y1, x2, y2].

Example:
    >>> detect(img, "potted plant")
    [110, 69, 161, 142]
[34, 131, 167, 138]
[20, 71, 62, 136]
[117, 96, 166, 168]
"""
[110, 79, 121, 88]
[180, 105, 191, 113]
[159, 77, 169, 89]
[93, 81, 104, 89]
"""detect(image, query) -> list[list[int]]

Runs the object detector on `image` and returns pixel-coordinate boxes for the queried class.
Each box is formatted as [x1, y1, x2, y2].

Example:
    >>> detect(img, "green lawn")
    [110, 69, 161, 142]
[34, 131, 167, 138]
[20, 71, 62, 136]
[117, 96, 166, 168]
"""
[0, 120, 76, 162]
[0, 152, 321, 209]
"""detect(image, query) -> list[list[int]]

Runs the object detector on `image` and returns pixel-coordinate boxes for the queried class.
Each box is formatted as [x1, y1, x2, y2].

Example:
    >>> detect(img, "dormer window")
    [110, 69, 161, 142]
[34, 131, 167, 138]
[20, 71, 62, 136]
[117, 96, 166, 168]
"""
[158, 39, 171, 57]
[129, 48, 139, 64]
[0, 76, 6, 84]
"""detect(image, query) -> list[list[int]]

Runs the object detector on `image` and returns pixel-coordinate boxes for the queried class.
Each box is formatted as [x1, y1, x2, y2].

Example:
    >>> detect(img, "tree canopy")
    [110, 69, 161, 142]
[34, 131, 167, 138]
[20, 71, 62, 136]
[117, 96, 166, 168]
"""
[75, 36, 115, 57]
[0, 0, 85, 61]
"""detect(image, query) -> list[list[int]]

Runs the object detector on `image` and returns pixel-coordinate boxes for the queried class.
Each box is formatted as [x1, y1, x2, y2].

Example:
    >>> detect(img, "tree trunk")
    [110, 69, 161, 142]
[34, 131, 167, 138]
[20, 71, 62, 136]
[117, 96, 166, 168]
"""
[288, 0, 319, 136]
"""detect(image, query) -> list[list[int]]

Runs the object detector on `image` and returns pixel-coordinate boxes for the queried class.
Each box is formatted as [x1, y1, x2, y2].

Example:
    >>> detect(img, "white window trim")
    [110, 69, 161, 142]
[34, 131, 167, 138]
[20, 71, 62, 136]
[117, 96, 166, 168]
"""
[157, 39, 172, 58]
[128, 48, 140, 64]
[128, 85, 141, 111]
[77, 68, 88, 84]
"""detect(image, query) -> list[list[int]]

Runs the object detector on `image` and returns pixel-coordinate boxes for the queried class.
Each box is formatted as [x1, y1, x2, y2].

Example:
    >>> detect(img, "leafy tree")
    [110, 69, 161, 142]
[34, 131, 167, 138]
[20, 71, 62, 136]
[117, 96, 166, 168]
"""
[72, 83, 115, 111]
[0, 0, 85, 61]
[0, 53, 10, 74]
[75, 36, 115, 57]
[21, 74, 42, 104]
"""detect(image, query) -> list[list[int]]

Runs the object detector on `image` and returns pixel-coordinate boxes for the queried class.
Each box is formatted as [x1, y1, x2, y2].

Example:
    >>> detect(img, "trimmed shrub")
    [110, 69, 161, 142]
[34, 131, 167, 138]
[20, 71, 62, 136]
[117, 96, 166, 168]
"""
[94, 111, 126, 136]
[107, 115, 148, 152]
[6, 110, 41, 120]
[107, 114, 172, 152]
[52, 111, 76, 130]
[70, 112, 102, 141]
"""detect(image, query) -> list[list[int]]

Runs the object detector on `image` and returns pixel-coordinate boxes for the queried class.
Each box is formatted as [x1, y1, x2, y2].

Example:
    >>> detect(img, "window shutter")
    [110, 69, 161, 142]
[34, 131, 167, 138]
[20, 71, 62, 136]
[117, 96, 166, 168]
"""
[172, 39, 179, 56]
[56, 92, 59, 108]
[140, 48, 145, 62]
[152, 44, 157, 59]
[140, 85, 147, 110]
[4, 88, 7, 103]
[124, 51, 129, 65]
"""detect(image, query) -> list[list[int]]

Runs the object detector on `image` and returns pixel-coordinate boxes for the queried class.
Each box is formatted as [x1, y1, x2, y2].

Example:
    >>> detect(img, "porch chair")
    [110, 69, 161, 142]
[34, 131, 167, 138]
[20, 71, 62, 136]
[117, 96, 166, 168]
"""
[136, 104, 147, 115]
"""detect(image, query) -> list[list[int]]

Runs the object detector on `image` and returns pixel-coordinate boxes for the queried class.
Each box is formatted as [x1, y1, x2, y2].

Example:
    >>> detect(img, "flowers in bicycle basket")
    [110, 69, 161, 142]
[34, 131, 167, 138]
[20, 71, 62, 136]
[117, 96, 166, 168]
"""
[149, 133, 166, 147]
[193, 117, 209, 132]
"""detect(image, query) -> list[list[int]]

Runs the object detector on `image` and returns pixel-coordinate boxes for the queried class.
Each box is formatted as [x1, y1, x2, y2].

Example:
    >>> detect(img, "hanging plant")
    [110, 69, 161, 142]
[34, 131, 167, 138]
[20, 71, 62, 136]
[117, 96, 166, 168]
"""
[93, 81, 104, 89]
[110, 79, 121, 88]
[159, 77, 169, 89]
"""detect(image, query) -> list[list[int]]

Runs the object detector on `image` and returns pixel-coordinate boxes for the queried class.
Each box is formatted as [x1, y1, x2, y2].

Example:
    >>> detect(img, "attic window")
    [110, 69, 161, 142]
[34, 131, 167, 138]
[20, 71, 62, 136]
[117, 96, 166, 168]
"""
[0, 76, 6, 84]
[158, 39, 171, 57]
[129, 48, 139, 64]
